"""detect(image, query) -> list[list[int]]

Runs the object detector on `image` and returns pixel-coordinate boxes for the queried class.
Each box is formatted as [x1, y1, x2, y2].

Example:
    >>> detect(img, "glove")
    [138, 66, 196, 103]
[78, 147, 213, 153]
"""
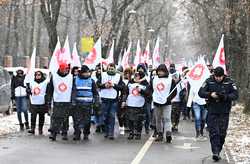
[217, 93, 228, 101]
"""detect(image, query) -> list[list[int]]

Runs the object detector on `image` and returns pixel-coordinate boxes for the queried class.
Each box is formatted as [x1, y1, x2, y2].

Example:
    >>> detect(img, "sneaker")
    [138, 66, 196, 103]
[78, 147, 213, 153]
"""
[109, 136, 114, 140]
[155, 132, 163, 142]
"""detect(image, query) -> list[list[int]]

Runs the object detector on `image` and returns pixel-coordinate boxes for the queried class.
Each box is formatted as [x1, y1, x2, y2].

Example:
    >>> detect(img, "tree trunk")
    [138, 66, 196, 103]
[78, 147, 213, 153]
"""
[40, 0, 62, 55]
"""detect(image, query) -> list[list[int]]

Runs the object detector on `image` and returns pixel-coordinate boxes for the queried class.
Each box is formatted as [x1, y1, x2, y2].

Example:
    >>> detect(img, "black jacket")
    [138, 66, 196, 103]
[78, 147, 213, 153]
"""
[198, 76, 238, 114]
[11, 75, 26, 98]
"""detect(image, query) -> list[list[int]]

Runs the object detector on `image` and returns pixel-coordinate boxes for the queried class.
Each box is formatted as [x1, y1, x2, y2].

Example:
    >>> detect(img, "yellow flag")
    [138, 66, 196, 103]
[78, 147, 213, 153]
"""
[81, 37, 94, 53]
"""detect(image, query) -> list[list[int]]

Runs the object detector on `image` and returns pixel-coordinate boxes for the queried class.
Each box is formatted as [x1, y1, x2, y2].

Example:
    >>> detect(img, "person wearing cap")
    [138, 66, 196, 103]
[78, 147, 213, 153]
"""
[11, 68, 30, 131]
[46, 63, 73, 141]
[122, 71, 151, 140]
[152, 64, 177, 143]
[97, 63, 124, 140]
[71, 65, 99, 140]
[198, 66, 238, 162]
[26, 71, 48, 135]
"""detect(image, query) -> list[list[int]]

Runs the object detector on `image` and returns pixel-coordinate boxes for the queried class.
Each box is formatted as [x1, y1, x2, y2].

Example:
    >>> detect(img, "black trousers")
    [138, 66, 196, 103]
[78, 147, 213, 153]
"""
[207, 113, 229, 154]
[73, 104, 91, 136]
[127, 107, 144, 135]
[30, 104, 46, 130]
[50, 102, 70, 134]
[171, 102, 182, 128]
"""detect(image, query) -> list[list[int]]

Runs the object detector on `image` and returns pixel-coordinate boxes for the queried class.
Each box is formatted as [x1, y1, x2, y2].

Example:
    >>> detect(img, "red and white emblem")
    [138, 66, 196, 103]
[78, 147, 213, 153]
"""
[58, 83, 67, 92]
[219, 48, 225, 65]
[188, 64, 205, 81]
[132, 88, 139, 96]
[157, 83, 165, 91]
[33, 87, 41, 95]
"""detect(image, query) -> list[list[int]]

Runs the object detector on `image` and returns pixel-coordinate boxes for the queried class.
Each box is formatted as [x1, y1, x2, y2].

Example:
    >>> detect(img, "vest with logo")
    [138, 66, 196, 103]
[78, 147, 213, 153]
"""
[53, 73, 73, 102]
[152, 76, 172, 104]
[126, 83, 146, 107]
[100, 72, 120, 99]
[30, 80, 47, 105]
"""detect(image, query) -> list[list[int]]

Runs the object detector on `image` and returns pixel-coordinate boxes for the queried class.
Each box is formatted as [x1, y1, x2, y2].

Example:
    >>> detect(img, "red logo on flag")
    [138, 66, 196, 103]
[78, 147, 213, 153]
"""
[58, 83, 67, 92]
[33, 87, 41, 95]
[157, 83, 165, 91]
[132, 88, 139, 96]
[219, 48, 225, 64]
[189, 64, 205, 81]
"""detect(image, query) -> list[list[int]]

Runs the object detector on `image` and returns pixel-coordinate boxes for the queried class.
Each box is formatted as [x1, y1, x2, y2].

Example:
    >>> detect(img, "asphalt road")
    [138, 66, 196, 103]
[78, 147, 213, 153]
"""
[0, 116, 229, 164]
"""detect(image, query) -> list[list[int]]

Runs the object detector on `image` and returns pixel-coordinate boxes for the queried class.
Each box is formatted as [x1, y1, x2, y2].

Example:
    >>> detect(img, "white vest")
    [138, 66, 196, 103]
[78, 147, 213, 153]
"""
[15, 86, 27, 97]
[53, 73, 73, 102]
[100, 72, 120, 99]
[30, 80, 48, 105]
[153, 76, 172, 104]
[126, 83, 146, 107]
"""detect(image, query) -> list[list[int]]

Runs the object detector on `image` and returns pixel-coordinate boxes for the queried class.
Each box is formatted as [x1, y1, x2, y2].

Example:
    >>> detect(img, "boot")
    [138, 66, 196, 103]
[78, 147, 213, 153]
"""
[155, 132, 163, 142]
[20, 123, 24, 131]
[73, 133, 81, 141]
[196, 129, 201, 138]
[166, 131, 172, 143]
[212, 153, 221, 162]
[127, 133, 134, 140]
[62, 133, 68, 140]
[28, 128, 35, 134]
[25, 122, 30, 130]
[49, 132, 56, 141]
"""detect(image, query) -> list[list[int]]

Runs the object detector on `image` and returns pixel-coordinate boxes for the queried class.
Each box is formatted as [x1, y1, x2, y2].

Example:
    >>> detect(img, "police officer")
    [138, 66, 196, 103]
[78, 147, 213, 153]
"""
[198, 66, 238, 162]
[71, 65, 99, 140]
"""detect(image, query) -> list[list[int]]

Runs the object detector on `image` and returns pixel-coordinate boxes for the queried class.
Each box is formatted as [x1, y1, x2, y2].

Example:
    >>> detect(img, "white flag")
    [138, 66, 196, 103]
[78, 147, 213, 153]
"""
[187, 57, 211, 89]
[49, 37, 61, 74]
[83, 37, 102, 69]
[122, 41, 131, 69]
[143, 41, 150, 64]
[24, 48, 36, 84]
[152, 37, 160, 68]
[134, 40, 141, 66]
[71, 42, 81, 68]
[61, 35, 72, 65]
[212, 34, 226, 73]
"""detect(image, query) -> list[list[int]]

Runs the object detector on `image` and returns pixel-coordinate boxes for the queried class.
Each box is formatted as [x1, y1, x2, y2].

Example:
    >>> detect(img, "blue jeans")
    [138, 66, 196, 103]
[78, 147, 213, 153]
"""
[192, 103, 207, 130]
[15, 96, 29, 124]
[102, 99, 118, 137]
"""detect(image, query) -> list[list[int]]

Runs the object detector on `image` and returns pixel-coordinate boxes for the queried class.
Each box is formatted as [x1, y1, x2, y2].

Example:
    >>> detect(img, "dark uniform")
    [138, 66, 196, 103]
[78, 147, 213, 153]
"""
[198, 67, 238, 161]
[71, 65, 99, 140]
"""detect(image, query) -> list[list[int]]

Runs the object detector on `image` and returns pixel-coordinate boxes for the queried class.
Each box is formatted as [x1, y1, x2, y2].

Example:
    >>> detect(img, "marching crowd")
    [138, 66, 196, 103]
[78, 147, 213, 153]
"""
[10, 62, 238, 162]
